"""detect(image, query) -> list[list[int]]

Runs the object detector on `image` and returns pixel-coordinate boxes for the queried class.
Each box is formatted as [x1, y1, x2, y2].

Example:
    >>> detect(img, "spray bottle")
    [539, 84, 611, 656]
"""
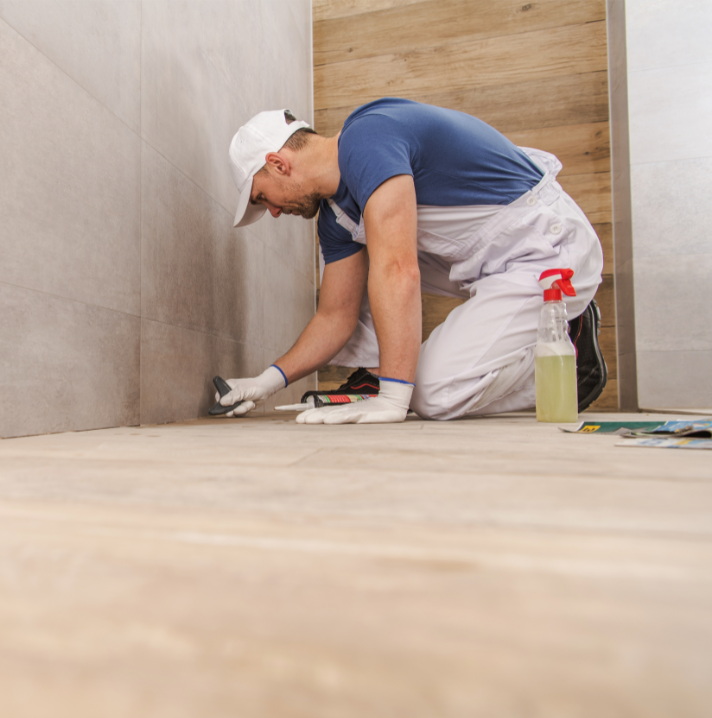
[535, 268, 578, 423]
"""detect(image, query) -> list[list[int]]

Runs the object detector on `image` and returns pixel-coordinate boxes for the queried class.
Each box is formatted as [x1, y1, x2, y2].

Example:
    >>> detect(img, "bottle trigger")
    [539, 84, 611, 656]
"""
[538, 268, 577, 301]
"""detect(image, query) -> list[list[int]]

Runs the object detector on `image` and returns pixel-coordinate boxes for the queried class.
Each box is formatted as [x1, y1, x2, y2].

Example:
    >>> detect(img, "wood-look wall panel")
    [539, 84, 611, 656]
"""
[315, 0, 606, 65]
[589, 380, 618, 410]
[313, 0, 425, 23]
[315, 1, 617, 407]
[316, 363, 360, 391]
[594, 275, 615, 327]
[503, 122, 610, 177]
[558, 172, 612, 225]
[414, 71, 611, 134]
[314, 21, 608, 110]
[315, 71, 610, 136]
[593, 223, 613, 273]
[422, 294, 465, 341]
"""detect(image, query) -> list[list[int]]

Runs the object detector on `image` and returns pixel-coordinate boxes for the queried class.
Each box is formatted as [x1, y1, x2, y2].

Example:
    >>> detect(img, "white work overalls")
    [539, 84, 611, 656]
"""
[322, 148, 604, 420]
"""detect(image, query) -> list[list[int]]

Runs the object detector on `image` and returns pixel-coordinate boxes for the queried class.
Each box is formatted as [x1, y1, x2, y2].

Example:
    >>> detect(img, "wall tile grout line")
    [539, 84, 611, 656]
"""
[0, 277, 266, 353]
[139, 140, 315, 286]
[138, 0, 143, 428]
[0, 11, 285, 318]
[139, 316, 270, 350]
[0, 16, 139, 138]
[0, 279, 141, 320]
[627, 58, 712, 75]
[0, 11, 296, 300]
[636, 348, 712, 354]
[0, 15, 308, 253]
[630, 154, 712, 167]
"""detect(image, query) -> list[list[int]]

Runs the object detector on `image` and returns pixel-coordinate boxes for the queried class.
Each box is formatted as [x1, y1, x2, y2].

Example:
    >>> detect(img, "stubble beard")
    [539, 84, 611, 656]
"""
[284, 192, 321, 219]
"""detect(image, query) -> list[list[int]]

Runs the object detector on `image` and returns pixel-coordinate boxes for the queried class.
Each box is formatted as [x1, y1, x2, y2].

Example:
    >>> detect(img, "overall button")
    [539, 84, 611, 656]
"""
[550, 223, 562, 234]
[526, 196, 537, 206]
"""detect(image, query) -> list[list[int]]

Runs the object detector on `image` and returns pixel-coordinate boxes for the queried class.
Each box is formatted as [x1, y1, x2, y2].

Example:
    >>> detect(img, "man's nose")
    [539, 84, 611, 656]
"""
[263, 200, 281, 218]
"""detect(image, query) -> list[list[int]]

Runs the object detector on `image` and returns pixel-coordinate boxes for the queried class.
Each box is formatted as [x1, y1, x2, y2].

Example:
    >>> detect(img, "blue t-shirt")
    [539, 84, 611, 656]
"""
[318, 98, 544, 264]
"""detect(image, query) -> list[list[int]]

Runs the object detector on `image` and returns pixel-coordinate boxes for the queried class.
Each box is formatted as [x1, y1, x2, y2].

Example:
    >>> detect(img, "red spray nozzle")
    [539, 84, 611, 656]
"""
[538, 268, 576, 301]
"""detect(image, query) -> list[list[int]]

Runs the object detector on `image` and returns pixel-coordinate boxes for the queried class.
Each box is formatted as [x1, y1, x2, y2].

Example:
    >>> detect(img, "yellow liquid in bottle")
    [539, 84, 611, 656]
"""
[535, 354, 578, 423]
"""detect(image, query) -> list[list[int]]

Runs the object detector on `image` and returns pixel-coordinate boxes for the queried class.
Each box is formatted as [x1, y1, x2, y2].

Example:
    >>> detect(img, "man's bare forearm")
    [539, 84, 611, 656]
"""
[362, 174, 421, 383]
[368, 262, 421, 383]
[274, 248, 368, 385]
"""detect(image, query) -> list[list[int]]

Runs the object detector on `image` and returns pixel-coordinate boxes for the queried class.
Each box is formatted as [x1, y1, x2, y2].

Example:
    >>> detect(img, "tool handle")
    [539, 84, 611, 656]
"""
[208, 375, 244, 416]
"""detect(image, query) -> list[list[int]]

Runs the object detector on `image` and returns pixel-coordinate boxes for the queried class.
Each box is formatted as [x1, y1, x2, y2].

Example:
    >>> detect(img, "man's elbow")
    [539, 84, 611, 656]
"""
[375, 258, 421, 287]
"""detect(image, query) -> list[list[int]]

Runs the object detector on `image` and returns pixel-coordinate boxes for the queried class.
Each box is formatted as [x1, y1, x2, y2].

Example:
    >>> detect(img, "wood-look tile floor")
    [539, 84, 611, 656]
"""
[1, 412, 711, 718]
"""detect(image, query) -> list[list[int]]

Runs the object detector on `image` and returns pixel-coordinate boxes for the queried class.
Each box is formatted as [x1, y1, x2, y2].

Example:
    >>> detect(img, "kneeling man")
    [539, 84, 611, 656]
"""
[220, 98, 607, 424]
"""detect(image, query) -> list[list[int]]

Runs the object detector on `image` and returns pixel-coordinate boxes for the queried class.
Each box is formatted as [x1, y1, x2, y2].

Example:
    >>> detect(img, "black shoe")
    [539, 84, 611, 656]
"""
[569, 299, 608, 412]
[301, 367, 380, 403]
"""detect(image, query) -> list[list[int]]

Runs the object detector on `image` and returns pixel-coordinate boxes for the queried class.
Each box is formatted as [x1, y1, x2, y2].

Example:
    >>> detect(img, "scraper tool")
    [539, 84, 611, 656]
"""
[208, 376, 243, 416]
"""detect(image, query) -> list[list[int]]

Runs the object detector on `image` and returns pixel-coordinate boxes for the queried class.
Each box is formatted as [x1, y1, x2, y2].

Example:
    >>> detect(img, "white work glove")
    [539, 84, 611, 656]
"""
[217, 365, 287, 417]
[296, 377, 414, 425]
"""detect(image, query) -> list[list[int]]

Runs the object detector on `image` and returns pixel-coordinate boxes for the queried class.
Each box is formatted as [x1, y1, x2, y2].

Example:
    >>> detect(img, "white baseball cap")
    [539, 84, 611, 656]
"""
[228, 109, 311, 227]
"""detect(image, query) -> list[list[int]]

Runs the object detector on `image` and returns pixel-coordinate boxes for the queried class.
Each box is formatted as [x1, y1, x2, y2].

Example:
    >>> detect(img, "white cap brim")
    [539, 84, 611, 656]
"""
[233, 175, 267, 227]
[229, 109, 311, 228]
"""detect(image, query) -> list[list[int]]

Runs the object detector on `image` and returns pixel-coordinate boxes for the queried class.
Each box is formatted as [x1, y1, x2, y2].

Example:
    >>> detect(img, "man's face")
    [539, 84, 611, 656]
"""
[250, 171, 320, 220]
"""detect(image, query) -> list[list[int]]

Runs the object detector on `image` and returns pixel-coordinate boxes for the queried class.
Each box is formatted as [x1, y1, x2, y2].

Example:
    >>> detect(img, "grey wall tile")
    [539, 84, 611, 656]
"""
[293, 265, 318, 334]
[141, 0, 313, 217]
[262, 246, 316, 356]
[626, 0, 712, 72]
[284, 0, 313, 50]
[0, 1, 141, 131]
[141, 0, 236, 214]
[141, 144, 265, 346]
[637, 350, 712, 410]
[0, 19, 141, 316]
[631, 157, 712, 257]
[260, 0, 313, 122]
[203, 0, 313, 208]
[628, 61, 712, 165]
[634, 255, 712, 352]
[0, 283, 139, 439]
[140, 320, 265, 426]
[625, 2, 712, 410]
[249, 214, 316, 284]
[0, 0, 315, 438]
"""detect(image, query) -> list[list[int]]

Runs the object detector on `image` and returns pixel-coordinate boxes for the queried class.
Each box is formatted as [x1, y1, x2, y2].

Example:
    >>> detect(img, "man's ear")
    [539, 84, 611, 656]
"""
[264, 152, 290, 176]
